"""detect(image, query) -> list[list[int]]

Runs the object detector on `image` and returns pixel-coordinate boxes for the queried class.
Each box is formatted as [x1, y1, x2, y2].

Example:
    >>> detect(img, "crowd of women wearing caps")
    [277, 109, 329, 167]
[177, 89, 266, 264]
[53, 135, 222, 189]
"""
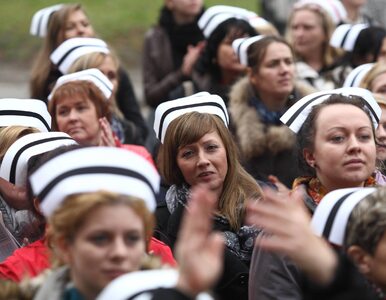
[1, 0, 386, 299]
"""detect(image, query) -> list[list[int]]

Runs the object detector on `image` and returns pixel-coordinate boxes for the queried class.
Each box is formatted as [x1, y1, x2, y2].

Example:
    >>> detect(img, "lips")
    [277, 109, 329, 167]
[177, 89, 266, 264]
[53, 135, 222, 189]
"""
[343, 159, 365, 166]
[198, 171, 215, 178]
[102, 269, 127, 279]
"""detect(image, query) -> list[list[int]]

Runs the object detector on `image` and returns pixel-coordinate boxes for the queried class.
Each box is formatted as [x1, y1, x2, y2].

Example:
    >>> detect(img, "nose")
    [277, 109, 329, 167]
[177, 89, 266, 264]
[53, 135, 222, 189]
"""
[347, 136, 361, 154]
[376, 123, 386, 141]
[76, 24, 85, 36]
[197, 150, 210, 167]
[109, 237, 128, 261]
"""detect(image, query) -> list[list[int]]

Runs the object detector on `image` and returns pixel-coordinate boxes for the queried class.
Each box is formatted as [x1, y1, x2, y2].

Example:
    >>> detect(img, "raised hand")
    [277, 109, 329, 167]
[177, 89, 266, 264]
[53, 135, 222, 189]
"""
[175, 184, 224, 297]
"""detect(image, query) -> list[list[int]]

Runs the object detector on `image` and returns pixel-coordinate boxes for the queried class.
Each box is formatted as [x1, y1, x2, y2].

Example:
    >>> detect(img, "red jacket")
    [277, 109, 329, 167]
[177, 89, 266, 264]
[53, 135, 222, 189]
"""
[0, 237, 175, 282]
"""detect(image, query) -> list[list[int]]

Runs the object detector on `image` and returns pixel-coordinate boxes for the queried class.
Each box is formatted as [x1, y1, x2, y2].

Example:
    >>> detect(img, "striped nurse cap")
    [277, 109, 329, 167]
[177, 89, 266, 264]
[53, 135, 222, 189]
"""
[48, 68, 113, 100]
[50, 37, 109, 74]
[0, 98, 51, 132]
[0, 132, 77, 186]
[330, 23, 369, 51]
[153, 92, 229, 143]
[30, 4, 63, 37]
[232, 35, 265, 66]
[29, 146, 160, 217]
[280, 87, 381, 133]
[311, 187, 376, 246]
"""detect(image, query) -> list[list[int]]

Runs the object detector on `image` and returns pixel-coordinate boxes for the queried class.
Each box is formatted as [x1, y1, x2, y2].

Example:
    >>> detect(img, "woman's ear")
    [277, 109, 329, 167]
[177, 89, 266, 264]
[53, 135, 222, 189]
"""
[248, 67, 257, 87]
[303, 148, 315, 168]
[55, 236, 73, 265]
[347, 245, 373, 275]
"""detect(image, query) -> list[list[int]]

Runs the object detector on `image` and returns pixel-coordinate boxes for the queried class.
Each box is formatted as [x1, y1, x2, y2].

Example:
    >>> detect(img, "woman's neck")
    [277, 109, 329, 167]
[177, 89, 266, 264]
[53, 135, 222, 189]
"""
[344, 5, 361, 23]
[173, 11, 196, 25]
[257, 91, 289, 112]
[317, 176, 365, 194]
[302, 50, 324, 72]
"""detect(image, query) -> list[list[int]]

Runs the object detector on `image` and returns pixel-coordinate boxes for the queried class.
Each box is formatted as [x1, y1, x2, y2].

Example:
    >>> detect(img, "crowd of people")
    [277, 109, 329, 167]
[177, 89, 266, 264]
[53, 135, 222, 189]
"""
[1, 0, 386, 299]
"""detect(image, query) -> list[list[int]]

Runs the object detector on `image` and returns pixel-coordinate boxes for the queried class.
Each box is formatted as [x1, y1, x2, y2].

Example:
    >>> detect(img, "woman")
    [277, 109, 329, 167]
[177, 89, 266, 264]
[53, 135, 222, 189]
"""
[0, 147, 221, 299]
[246, 186, 385, 300]
[249, 87, 381, 299]
[29, 4, 147, 142]
[48, 68, 152, 164]
[358, 63, 386, 173]
[286, 1, 342, 90]
[30, 4, 94, 100]
[194, 6, 258, 104]
[154, 92, 263, 300]
[229, 35, 314, 187]
[142, 0, 205, 108]
[330, 24, 386, 86]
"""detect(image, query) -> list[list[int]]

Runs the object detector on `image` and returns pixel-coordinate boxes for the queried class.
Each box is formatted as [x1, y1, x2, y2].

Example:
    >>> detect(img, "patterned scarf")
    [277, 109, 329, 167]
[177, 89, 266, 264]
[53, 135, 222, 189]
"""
[292, 176, 377, 205]
[165, 184, 261, 263]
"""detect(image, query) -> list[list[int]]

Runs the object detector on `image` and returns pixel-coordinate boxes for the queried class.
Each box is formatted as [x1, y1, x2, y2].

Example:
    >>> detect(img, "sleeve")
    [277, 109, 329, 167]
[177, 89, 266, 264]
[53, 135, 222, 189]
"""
[142, 28, 186, 108]
[249, 246, 303, 300]
[301, 252, 377, 300]
[116, 67, 148, 144]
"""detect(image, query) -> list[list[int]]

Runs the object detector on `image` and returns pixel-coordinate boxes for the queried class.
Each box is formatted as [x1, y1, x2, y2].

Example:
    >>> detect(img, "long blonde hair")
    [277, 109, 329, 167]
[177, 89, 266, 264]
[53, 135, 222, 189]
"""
[286, 5, 340, 68]
[0, 126, 40, 164]
[29, 4, 90, 100]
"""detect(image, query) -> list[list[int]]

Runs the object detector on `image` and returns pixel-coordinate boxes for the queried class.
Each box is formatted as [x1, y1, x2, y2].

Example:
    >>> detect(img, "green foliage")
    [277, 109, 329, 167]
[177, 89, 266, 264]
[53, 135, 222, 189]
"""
[0, 0, 259, 66]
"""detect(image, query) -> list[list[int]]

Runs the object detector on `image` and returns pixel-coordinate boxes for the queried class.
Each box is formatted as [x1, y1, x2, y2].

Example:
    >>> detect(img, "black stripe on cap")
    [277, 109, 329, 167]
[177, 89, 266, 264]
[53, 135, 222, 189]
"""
[0, 110, 50, 131]
[9, 136, 73, 184]
[36, 13, 43, 37]
[56, 44, 107, 68]
[37, 166, 156, 202]
[284, 93, 334, 127]
[285, 92, 380, 129]
[322, 191, 354, 240]
[158, 101, 229, 140]
[340, 27, 352, 48]
[89, 73, 112, 93]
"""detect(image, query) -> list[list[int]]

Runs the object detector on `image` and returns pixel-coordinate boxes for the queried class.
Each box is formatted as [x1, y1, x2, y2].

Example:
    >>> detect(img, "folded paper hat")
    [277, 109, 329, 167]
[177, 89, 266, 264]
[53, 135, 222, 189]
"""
[311, 187, 376, 246]
[343, 63, 374, 87]
[96, 269, 212, 300]
[29, 146, 160, 217]
[198, 5, 255, 38]
[0, 98, 51, 132]
[30, 4, 64, 37]
[330, 23, 369, 51]
[232, 35, 265, 66]
[153, 92, 229, 143]
[50, 37, 109, 74]
[294, 0, 347, 24]
[0, 132, 77, 186]
[48, 68, 113, 100]
[280, 87, 381, 133]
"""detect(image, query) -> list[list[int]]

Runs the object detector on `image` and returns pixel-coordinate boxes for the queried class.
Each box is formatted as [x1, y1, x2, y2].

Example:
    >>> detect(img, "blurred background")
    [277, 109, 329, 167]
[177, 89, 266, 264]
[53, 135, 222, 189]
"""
[0, 0, 259, 68]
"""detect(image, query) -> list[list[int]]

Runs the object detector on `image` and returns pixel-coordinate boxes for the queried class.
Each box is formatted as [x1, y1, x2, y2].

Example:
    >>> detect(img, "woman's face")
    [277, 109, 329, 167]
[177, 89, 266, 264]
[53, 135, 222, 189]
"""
[98, 55, 119, 98]
[166, 0, 203, 19]
[250, 42, 295, 102]
[371, 72, 386, 95]
[290, 9, 326, 58]
[64, 9, 95, 40]
[61, 204, 146, 299]
[177, 131, 228, 195]
[376, 105, 386, 160]
[217, 30, 248, 75]
[365, 230, 386, 292]
[377, 38, 386, 63]
[55, 96, 101, 146]
[304, 104, 376, 191]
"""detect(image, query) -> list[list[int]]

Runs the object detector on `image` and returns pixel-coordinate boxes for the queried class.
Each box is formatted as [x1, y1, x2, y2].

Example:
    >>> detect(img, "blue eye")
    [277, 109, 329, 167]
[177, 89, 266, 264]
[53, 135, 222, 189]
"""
[125, 234, 141, 246]
[331, 136, 344, 143]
